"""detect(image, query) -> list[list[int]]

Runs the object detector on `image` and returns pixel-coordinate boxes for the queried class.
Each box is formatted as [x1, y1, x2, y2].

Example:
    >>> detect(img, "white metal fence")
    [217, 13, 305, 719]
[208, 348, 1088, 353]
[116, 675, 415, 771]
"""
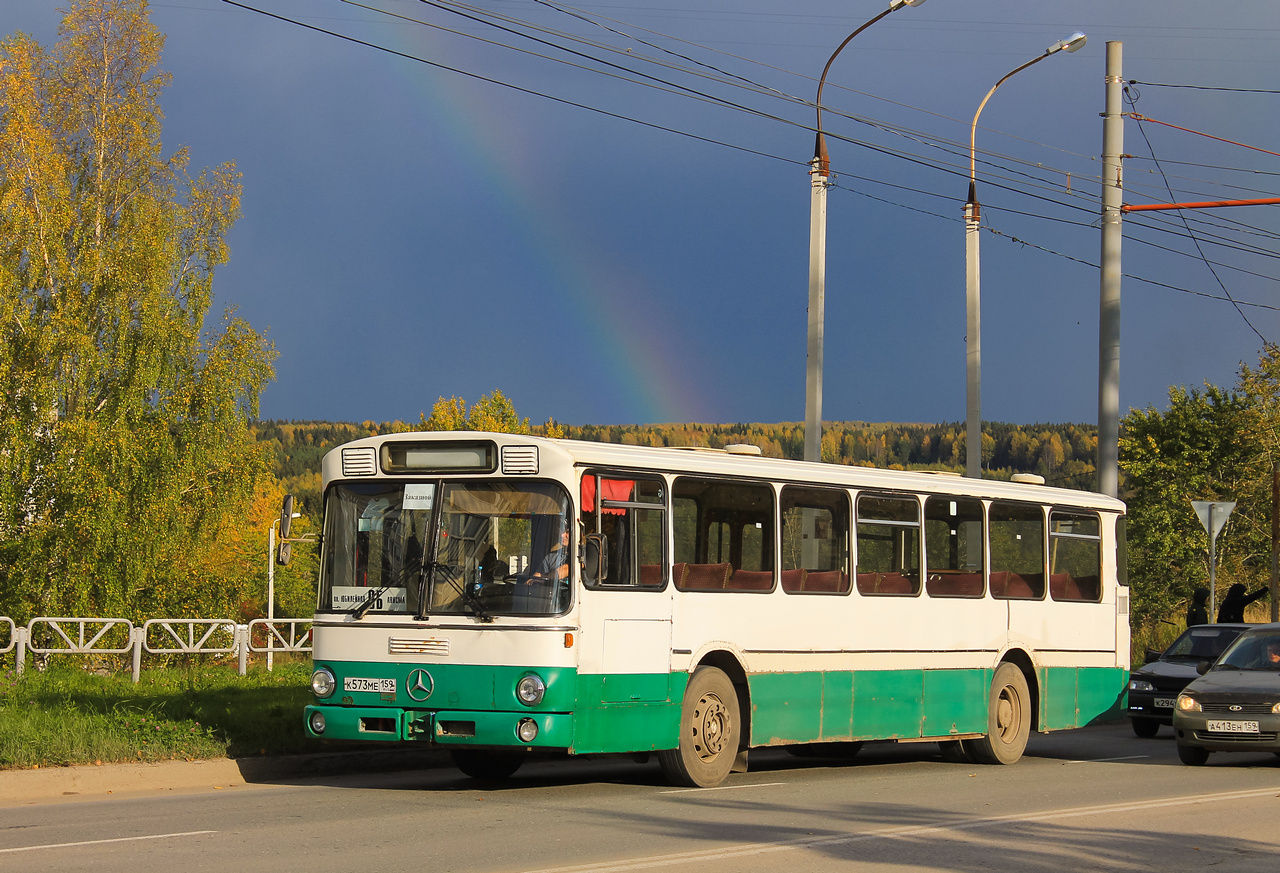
[0, 616, 312, 682]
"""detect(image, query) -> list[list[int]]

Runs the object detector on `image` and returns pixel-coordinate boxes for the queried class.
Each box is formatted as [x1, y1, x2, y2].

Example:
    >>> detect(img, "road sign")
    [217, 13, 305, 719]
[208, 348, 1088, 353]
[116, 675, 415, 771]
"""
[1191, 501, 1235, 540]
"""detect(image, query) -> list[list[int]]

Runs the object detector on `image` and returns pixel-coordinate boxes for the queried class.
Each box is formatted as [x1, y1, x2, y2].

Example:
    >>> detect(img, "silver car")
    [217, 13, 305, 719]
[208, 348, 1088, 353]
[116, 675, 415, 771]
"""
[1172, 623, 1280, 766]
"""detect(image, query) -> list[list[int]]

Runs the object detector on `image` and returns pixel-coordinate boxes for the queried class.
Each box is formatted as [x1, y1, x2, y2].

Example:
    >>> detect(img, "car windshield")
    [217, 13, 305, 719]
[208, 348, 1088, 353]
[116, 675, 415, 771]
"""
[1214, 632, 1280, 672]
[1162, 626, 1245, 662]
[319, 480, 572, 617]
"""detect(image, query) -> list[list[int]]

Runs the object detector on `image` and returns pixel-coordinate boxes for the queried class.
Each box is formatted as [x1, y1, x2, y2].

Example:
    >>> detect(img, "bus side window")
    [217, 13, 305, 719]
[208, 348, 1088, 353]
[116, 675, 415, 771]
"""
[672, 477, 775, 592]
[1049, 511, 1101, 602]
[924, 496, 985, 598]
[855, 493, 921, 596]
[781, 486, 851, 594]
[989, 501, 1045, 599]
[581, 474, 666, 589]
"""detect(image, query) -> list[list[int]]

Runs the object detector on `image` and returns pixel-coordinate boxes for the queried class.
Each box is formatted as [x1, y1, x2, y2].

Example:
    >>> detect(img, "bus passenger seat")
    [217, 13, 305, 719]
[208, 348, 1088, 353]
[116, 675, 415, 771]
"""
[683, 562, 732, 590]
[780, 568, 807, 592]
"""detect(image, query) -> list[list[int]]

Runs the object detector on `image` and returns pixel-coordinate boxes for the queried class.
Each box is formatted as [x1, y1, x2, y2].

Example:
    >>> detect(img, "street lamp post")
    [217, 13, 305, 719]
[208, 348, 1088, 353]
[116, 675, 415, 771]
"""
[964, 32, 1086, 478]
[805, 0, 928, 463]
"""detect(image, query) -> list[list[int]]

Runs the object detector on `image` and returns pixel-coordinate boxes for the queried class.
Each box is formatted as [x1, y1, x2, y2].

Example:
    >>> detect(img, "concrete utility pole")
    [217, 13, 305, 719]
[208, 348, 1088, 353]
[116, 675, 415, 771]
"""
[1097, 41, 1124, 498]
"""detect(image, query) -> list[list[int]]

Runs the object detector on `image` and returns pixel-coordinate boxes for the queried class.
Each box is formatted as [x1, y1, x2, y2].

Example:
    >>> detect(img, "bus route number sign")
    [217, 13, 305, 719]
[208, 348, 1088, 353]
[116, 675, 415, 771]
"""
[344, 677, 397, 694]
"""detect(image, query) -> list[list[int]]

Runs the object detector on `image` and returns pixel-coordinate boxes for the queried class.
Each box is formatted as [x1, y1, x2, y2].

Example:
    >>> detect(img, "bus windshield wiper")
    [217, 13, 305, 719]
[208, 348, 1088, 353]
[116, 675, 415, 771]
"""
[351, 585, 390, 620]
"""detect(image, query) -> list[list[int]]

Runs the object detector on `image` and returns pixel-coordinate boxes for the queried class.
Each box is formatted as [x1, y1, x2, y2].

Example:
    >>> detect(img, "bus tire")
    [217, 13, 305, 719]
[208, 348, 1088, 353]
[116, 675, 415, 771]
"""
[450, 749, 524, 781]
[658, 666, 741, 788]
[964, 662, 1030, 765]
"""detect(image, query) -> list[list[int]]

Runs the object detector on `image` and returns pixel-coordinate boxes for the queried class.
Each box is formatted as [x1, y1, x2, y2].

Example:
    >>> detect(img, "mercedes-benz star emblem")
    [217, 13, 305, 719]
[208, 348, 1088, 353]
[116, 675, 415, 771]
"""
[406, 669, 434, 701]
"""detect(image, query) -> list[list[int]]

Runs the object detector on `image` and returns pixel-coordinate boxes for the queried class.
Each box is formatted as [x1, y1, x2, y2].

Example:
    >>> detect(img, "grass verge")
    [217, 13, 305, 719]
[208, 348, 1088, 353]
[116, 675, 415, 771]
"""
[0, 658, 316, 769]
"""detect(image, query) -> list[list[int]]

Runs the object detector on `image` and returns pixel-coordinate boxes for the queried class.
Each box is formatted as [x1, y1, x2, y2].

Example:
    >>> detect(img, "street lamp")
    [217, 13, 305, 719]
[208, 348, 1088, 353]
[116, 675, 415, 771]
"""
[805, 0, 928, 463]
[963, 31, 1086, 478]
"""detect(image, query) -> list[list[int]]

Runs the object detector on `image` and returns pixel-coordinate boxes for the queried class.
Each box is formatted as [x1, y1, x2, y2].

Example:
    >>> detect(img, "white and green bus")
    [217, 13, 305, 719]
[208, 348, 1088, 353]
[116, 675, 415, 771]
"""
[302, 431, 1128, 787]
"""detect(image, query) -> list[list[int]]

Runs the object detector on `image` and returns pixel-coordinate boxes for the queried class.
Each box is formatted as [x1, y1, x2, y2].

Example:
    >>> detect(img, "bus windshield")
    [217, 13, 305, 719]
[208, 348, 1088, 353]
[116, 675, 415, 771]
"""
[319, 480, 573, 617]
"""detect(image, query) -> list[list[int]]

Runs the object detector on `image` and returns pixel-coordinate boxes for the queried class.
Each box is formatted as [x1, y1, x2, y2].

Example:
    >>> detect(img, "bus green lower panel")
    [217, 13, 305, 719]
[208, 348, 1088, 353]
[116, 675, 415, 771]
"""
[922, 668, 990, 736]
[305, 705, 403, 741]
[750, 671, 825, 744]
[1039, 666, 1127, 730]
[852, 669, 925, 739]
[571, 673, 684, 754]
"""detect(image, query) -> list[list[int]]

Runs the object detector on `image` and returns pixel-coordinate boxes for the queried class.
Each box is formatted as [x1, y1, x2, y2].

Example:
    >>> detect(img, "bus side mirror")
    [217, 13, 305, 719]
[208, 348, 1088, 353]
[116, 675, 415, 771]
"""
[277, 541, 293, 567]
[584, 533, 608, 583]
[280, 495, 295, 539]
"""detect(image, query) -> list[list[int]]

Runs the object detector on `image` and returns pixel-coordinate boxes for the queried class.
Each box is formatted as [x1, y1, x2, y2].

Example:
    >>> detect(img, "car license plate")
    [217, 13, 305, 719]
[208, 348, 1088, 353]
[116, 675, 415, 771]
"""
[344, 677, 397, 694]
[1153, 698, 1175, 709]
[1206, 719, 1260, 734]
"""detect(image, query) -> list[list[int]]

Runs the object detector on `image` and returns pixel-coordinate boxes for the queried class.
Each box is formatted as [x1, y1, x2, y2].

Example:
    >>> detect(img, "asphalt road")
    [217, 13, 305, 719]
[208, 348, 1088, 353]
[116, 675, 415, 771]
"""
[3, 723, 1279, 872]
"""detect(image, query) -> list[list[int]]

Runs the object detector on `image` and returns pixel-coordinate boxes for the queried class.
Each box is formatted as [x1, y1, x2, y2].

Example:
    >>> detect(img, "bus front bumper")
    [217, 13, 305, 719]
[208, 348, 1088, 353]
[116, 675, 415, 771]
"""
[304, 705, 573, 748]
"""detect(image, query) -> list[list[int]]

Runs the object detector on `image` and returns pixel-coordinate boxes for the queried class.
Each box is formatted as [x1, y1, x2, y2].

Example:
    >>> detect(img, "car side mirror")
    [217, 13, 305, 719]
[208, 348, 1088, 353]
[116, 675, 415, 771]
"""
[1144, 648, 1162, 664]
[1195, 659, 1212, 675]
[583, 533, 608, 583]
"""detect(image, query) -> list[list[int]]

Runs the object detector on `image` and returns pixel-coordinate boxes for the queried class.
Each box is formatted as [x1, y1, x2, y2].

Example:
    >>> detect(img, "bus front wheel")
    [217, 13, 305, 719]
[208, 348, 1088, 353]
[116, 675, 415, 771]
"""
[964, 663, 1030, 765]
[658, 666, 741, 788]
[450, 749, 524, 781]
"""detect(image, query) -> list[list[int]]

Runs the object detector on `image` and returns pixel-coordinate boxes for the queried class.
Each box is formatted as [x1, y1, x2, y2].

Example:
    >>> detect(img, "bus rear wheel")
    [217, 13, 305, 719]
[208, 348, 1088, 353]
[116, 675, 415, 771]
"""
[450, 749, 524, 781]
[658, 666, 741, 788]
[963, 663, 1030, 765]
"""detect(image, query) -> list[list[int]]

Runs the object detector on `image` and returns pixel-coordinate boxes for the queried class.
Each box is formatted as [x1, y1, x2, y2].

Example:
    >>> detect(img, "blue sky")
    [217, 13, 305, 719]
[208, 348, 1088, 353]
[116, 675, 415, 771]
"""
[7, 1, 1279, 427]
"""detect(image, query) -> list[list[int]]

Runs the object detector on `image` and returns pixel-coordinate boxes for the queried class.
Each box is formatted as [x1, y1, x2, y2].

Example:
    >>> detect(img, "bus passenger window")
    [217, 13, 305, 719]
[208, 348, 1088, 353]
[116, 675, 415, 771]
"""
[581, 474, 666, 589]
[924, 496, 985, 598]
[781, 486, 850, 593]
[855, 494, 921, 596]
[989, 502, 1045, 599]
[672, 477, 775, 592]
[1049, 511, 1101, 602]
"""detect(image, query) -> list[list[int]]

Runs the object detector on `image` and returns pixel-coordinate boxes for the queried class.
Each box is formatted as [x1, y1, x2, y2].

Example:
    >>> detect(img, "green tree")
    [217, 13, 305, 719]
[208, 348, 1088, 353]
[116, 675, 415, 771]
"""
[1119, 385, 1256, 628]
[0, 0, 274, 620]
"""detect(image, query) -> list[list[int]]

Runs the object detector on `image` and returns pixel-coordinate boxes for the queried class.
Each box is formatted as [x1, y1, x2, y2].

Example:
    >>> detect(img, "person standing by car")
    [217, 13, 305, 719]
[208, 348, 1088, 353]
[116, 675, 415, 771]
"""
[1186, 587, 1210, 626]
[1216, 583, 1269, 623]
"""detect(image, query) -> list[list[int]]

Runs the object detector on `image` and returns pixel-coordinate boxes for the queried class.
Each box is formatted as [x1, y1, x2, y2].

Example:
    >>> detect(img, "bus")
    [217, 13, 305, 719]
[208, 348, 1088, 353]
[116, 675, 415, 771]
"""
[301, 431, 1128, 787]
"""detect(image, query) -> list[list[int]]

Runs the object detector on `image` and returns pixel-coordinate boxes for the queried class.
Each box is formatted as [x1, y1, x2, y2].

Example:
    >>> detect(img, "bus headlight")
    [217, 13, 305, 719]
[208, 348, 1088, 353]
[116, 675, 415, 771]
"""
[517, 718, 539, 742]
[309, 711, 327, 735]
[1176, 694, 1201, 712]
[312, 668, 337, 698]
[516, 674, 546, 706]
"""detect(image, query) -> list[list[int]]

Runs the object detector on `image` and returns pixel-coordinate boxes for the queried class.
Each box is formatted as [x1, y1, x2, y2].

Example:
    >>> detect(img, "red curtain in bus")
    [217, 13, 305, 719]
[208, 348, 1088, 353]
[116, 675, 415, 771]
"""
[580, 475, 634, 515]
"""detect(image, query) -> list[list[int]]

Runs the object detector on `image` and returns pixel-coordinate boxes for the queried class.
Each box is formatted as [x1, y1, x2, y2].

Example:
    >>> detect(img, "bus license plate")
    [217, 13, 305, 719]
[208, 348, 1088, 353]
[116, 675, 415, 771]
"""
[344, 677, 397, 694]
[1153, 698, 1175, 709]
[1206, 720, 1259, 734]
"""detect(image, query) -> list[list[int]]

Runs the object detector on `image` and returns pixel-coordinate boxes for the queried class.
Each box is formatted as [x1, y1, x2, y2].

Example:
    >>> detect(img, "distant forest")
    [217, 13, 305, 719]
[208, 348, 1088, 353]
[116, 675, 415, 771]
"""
[252, 419, 1098, 515]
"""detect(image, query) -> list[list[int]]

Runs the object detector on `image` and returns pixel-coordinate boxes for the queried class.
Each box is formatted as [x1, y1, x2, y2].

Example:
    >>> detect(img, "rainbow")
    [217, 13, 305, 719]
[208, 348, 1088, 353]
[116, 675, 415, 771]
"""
[380, 14, 706, 425]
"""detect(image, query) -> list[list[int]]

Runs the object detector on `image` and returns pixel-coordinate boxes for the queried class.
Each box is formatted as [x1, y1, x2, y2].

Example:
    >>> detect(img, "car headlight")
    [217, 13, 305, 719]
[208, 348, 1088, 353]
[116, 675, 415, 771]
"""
[1273, 702, 1280, 714]
[516, 674, 546, 706]
[1176, 694, 1201, 712]
[1129, 680, 1156, 692]
[311, 668, 336, 698]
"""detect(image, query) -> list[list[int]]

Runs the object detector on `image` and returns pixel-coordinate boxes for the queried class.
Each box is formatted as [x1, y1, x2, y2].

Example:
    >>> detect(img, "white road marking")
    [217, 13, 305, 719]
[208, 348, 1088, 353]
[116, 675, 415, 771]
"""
[0, 830, 216, 854]
[523, 786, 1280, 873]
[1063, 755, 1150, 763]
[659, 782, 787, 794]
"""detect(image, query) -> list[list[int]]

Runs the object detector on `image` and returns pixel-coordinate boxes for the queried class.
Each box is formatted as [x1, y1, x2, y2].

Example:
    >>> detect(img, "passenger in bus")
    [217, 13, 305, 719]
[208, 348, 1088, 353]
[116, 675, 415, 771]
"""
[1216, 583, 1269, 623]
[477, 546, 508, 587]
[1186, 587, 1210, 627]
